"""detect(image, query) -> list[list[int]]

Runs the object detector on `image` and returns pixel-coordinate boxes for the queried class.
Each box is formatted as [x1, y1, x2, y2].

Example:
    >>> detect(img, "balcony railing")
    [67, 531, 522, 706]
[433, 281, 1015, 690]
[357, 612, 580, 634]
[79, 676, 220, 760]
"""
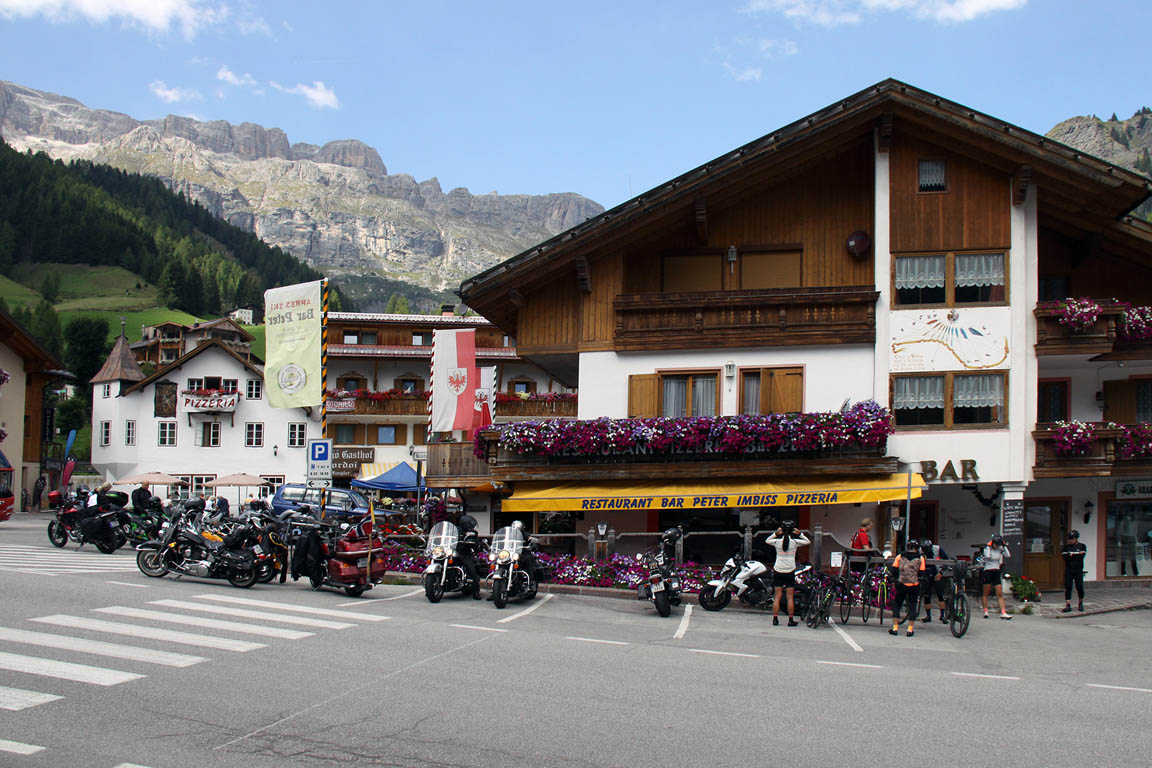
[613, 286, 878, 351]
[425, 443, 492, 483]
[326, 393, 430, 416]
[1034, 423, 1152, 477]
[1034, 301, 1125, 355]
[495, 398, 577, 419]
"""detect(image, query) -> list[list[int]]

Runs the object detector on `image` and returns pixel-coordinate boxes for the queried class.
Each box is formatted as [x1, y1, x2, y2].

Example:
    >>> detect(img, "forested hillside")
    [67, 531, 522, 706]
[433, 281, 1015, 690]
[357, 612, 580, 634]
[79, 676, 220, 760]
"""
[0, 139, 345, 315]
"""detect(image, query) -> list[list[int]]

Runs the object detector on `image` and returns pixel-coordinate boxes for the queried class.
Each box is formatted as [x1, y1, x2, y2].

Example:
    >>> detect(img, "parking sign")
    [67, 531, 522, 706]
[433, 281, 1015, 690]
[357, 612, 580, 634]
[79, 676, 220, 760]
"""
[307, 439, 333, 481]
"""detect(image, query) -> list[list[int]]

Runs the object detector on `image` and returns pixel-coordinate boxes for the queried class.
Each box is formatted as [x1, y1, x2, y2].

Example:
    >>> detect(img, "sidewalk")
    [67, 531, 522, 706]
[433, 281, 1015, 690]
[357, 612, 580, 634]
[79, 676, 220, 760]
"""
[1012, 580, 1152, 619]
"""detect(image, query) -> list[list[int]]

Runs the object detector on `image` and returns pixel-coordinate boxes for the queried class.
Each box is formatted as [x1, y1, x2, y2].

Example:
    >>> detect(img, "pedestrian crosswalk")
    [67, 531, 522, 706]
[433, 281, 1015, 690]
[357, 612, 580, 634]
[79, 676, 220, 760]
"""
[0, 543, 140, 576]
[0, 592, 390, 762]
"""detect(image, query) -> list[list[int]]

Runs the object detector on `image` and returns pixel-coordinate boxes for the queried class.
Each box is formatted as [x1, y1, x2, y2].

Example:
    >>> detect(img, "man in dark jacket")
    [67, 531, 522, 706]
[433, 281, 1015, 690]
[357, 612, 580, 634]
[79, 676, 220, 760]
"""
[131, 482, 152, 515]
[1062, 530, 1087, 613]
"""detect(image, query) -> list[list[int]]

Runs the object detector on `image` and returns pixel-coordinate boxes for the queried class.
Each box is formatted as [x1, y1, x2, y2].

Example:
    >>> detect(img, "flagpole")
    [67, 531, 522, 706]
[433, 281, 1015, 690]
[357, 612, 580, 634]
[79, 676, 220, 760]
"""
[320, 278, 329, 519]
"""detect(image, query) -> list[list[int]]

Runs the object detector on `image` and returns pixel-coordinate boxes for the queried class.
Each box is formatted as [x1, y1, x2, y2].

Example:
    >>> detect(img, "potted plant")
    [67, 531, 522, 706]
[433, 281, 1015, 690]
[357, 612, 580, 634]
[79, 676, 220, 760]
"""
[1055, 297, 1101, 333]
[1051, 420, 1097, 457]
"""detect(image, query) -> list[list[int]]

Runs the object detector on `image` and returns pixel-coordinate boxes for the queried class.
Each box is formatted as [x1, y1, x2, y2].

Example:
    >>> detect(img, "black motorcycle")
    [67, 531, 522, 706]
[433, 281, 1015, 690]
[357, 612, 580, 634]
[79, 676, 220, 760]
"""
[636, 528, 684, 617]
[50, 489, 131, 554]
[422, 521, 482, 602]
[135, 502, 258, 588]
[487, 526, 545, 608]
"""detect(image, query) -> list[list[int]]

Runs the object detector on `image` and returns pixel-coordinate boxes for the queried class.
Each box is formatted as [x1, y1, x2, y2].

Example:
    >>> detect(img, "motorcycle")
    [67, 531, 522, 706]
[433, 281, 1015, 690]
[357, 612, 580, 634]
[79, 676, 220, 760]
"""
[287, 507, 388, 597]
[422, 521, 481, 602]
[486, 526, 543, 608]
[697, 550, 773, 611]
[135, 503, 260, 588]
[47, 490, 128, 554]
[635, 533, 683, 617]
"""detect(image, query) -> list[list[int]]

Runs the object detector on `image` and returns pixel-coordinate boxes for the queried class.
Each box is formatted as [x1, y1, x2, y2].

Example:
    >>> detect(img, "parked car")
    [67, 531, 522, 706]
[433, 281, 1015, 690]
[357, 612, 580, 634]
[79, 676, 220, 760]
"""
[0, 486, 13, 522]
[270, 484, 371, 519]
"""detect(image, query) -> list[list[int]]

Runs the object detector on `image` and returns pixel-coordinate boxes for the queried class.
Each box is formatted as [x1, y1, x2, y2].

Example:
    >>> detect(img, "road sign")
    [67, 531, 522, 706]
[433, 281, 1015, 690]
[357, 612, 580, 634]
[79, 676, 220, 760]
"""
[307, 439, 333, 481]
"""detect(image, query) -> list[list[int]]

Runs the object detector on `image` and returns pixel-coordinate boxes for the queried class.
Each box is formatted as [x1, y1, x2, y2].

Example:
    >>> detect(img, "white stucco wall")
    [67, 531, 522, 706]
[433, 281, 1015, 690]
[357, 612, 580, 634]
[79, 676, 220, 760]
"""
[0, 343, 27, 500]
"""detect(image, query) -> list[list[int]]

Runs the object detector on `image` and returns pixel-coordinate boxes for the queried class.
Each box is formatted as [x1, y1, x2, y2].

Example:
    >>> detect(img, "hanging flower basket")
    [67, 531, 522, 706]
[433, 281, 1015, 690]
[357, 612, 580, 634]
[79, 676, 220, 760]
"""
[1055, 297, 1101, 333]
[1118, 423, 1152, 460]
[1118, 303, 1152, 342]
[1050, 420, 1097, 457]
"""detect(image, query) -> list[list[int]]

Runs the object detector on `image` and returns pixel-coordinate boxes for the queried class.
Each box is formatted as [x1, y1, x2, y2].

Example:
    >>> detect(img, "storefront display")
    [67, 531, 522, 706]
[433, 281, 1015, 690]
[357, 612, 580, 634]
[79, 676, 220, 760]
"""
[1105, 502, 1152, 577]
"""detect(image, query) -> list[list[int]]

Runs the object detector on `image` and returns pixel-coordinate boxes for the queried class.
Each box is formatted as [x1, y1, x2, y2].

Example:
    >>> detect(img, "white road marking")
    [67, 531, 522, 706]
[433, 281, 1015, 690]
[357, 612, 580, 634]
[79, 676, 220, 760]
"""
[818, 660, 883, 669]
[673, 604, 693, 639]
[567, 636, 628, 645]
[95, 607, 315, 640]
[106, 581, 148, 588]
[0, 651, 143, 686]
[0, 685, 63, 711]
[496, 593, 554, 623]
[951, 672, 1019, 680]
[0, 738, 45, 755]
[190, 594, 390, 621]
[149, 599, 354, 629]
[832, 623, 864, 652]
[449, 624, 508, 632]
[339, 587, 423, 605]
[1086, 683, 1152, 693]
[30, 615, 265, 652]
[113, 764, 155, 768]
[687, 649, 760, 658]
[0, 626, 206, 668]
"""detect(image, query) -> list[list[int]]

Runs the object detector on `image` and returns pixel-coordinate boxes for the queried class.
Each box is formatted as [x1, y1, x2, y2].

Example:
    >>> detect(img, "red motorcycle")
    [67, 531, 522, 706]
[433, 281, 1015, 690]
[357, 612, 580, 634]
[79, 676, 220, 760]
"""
[287, 508, 388, 597]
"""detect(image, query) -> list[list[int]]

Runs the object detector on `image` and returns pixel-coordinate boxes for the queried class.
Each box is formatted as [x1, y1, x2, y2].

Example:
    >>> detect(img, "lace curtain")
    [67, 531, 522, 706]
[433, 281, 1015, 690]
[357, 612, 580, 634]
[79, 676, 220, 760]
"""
[918, 160, 947, 192]
[893, 376, 945, 410]
[692, 375, 717, 417]
[663, 377, 687, 418]
[894, 255, 945, 290]
[953, 374, 1004, 408]
[955, 253, 1005, 288]
[742, 373, 761, 415]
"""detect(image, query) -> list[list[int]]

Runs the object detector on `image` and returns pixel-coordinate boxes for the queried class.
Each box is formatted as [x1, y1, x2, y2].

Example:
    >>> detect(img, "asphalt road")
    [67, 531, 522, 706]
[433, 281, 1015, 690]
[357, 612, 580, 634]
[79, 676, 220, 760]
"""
[1, 514, 1149, 768]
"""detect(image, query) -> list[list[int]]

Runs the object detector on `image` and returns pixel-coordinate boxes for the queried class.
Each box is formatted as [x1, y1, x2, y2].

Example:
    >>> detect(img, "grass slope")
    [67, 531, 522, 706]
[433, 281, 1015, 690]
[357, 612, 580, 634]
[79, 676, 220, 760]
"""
[0, 274, 46, 309]
[58, 308, 205, 347]
[12, 264, 160, 311]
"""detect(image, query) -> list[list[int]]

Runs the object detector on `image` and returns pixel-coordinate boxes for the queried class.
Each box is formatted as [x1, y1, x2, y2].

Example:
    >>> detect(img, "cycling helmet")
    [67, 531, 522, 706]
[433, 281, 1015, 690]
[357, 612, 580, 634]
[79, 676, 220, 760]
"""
[920, 538, 933, 551]
[1069, 530, 1080, 539]
[661, 527, 682, 541]
[458, 513, 478, 532]
[990, 534, 1004, 546]
[781, 520, 795, 534]
[905, 538, 920, 551]
[148, 495, 164, 509]
[511, 520, 526, 534]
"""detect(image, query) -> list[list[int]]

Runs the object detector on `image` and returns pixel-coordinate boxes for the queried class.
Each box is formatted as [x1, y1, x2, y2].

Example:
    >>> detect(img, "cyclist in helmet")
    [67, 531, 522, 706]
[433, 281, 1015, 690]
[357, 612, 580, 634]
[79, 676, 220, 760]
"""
[889, 538, 925, 637]
[766, 520, 810, 627]
[919, 538, 950, 624]
[1061, 530, 1087, 613]
[981, 534, 1012, 620]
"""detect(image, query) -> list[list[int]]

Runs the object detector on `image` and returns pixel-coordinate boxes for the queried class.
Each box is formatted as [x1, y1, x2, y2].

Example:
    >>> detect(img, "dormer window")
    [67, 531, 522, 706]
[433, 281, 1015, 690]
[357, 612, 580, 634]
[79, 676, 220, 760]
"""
[918, 159, 947, 193]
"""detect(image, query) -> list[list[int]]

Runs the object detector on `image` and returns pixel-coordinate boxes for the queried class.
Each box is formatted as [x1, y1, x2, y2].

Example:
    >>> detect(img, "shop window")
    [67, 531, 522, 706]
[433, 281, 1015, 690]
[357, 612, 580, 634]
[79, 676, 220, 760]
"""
[740, 367, 803, 415]
[662, 253, 721, 293]
[918, 159, 947, 192]
[335, 424, 357, 445]
[892, 373, 1006, 429]
[662, 372, 718, 418]
[894, 252, 1005, 308]
[1037, 380, 1069, 424]
[1105, 502, 1152, 578]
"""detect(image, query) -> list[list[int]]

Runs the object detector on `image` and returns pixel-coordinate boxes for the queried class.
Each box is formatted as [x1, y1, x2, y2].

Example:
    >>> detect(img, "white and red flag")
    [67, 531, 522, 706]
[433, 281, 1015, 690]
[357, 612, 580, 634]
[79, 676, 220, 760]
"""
[430, 329, 477, 431]
[472, 366, 497, 432]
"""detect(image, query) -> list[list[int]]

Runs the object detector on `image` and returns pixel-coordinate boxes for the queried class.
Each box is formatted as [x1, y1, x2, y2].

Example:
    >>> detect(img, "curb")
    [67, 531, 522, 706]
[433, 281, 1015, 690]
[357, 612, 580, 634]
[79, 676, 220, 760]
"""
[1040, 602, 1152, 619]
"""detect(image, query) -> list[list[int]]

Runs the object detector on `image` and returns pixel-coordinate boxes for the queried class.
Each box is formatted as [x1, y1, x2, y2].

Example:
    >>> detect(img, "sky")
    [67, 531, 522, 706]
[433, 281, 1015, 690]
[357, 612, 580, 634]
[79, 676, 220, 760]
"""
[0, 1, 1148, 210]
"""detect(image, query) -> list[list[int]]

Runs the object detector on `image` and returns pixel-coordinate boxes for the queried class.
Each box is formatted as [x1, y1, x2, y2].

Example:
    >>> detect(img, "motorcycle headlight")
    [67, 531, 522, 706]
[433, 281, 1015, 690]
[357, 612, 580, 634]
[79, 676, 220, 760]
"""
[432, 546, 445, 558]
[511, 551, 520, 561]
[497, 549, 510, 563]
[446, 548, 455, 559]
[488, 553, 497, 562]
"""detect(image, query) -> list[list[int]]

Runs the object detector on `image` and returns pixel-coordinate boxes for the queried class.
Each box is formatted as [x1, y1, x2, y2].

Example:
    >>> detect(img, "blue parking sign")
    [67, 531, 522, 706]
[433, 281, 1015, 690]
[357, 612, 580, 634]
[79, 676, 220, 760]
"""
[307, 439, 333, 481]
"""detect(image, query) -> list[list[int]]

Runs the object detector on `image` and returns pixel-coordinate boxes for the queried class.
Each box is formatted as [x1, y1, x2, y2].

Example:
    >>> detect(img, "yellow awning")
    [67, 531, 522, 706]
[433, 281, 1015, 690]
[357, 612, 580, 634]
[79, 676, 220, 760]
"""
[358, 461, 415, 479]
[502, 474, 925, 513]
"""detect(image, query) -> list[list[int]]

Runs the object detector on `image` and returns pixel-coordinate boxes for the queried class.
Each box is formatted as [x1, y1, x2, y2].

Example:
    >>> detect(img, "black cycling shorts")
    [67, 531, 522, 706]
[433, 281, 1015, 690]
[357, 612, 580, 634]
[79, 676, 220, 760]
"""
[981, 568, 1002, 586]
[773, 571, 796, 588]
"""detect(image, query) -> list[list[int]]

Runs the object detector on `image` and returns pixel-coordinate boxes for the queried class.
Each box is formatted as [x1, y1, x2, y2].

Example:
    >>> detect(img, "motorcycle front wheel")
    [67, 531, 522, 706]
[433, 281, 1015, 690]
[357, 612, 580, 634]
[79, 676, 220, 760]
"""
[227, 568, 258, 588]
[424, 576, 444, 603]
[654, 589, 672, 617]
[47, 521, 67, 548]
[255, 561, 277, 583]
[136, 549, 169, 577]
[492, 579, 508, 609]
[696, 584, 731, 611]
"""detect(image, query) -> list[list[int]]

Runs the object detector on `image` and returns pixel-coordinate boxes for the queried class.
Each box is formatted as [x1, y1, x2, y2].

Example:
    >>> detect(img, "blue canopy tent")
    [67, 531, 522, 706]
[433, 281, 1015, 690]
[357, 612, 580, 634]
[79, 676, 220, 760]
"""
[351, 461, 426, 493]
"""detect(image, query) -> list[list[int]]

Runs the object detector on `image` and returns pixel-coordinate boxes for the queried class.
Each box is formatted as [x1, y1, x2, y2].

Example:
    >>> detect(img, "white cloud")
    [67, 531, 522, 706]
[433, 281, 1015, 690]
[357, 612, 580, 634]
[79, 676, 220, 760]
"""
[270, 80, 340, 110]
[0, 0, 228, 39]
[744, 0, 1025, 26]
[216, 64, 257, 88]
[149, 79, 202, 103]
[236, 14, 269, 36]
[759, 38, 799, 56]
[722, 62, 763, 82]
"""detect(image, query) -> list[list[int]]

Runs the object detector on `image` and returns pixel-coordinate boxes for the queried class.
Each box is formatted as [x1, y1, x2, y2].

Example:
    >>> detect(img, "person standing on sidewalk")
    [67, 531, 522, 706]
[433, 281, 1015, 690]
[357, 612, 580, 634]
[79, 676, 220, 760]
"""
[889, 539, 925, 637]
[766, 521, 809, 627]
[980, 535, 1012, 620]
[1061, 530, 1087, 613]
[31, 476, 46, 512]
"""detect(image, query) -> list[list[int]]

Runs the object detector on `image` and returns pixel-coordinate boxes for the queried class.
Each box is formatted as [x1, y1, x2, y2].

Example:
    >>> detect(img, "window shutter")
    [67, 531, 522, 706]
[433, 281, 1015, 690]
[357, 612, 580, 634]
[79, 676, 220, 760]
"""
[395, 424, 408, 444]
[413, 424, 427, 446]
[194, 425, 203, 446]
[628, 374, 659, 418]
[1103, 380, 1138, 424]
[768, 368, 804, 414]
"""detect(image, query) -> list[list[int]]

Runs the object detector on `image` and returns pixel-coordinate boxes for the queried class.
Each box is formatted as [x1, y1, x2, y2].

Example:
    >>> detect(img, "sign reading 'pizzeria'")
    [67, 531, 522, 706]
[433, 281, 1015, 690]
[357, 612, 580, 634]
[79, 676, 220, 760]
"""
[181, 392, 239, 412]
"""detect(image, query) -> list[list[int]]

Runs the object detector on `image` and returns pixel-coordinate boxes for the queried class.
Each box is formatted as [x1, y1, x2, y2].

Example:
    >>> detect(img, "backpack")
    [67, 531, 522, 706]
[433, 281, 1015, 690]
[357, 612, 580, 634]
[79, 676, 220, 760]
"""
[896, 554, 923, 585]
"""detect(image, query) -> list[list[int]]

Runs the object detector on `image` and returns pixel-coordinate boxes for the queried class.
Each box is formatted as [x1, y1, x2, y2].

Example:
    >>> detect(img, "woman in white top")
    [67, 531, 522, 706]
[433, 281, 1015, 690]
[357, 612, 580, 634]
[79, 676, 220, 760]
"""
[765, 521, 810, 627]
[980, 534, 1012, 620]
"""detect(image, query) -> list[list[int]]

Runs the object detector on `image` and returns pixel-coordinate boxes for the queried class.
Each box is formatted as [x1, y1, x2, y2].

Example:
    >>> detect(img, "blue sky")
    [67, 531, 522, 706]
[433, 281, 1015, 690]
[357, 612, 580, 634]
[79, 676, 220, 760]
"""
[0, 1, 1147, 209]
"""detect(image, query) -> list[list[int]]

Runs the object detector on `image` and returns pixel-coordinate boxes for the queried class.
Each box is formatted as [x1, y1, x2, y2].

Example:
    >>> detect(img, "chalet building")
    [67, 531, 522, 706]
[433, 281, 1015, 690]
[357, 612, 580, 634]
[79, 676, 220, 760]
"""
[132, 317, 255, 366]
[457, 79, 1152, 589]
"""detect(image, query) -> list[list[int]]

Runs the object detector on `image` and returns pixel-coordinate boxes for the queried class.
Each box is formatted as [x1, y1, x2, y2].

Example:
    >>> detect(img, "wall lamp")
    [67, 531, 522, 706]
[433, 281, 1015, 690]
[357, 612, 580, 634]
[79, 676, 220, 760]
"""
[1083, 500, 1094, 525]
[273, 444, 278, 457]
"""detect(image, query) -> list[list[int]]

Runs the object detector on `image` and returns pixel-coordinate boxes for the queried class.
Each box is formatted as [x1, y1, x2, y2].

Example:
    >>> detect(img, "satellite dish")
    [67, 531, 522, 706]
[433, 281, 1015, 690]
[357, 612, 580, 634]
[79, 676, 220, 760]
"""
[846, 230, 871, 257]
[454, 303, 468, 316]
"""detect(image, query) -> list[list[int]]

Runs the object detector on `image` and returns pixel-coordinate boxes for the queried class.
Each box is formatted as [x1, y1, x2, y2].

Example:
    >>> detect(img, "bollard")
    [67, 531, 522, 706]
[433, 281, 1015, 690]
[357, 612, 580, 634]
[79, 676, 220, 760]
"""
[607, 527, 616, 557]
[675, 535, 684, 565]
[743, 526, 753, 559]
[812, 522, 822, 570]
[587, 528, 596, 559]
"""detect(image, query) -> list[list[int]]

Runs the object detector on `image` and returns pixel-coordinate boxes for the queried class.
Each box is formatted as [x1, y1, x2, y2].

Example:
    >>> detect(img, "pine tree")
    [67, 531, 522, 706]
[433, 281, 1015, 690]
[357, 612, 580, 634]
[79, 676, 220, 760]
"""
[30, 299, 63, 359]
[158, 261, 188, 310]
[40, 271, 60, 303]
[63, 317, 109, 401]
[183, 267, 203, 316]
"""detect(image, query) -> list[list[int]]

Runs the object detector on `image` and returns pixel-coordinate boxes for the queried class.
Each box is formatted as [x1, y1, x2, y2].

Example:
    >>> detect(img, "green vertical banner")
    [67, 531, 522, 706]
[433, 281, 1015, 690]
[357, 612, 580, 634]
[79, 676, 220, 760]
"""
[264, 280, 324, 409]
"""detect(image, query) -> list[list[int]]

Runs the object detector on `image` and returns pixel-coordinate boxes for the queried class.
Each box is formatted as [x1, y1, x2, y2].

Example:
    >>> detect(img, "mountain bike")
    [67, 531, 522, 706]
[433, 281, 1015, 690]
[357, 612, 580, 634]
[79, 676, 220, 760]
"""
[940, 562, 971, 638]
[840, 553, 882, 624]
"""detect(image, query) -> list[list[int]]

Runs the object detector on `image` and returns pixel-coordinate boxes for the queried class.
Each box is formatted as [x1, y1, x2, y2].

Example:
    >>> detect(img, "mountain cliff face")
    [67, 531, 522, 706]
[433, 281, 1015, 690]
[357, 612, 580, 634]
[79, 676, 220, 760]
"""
[0, 81, 604, 308]
[1048, 107, 1152, 219]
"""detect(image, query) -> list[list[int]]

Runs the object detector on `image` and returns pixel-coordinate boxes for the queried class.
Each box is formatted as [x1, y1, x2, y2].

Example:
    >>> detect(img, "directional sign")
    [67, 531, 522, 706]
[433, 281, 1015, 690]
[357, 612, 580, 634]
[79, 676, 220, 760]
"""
[307, 439, 333, 482]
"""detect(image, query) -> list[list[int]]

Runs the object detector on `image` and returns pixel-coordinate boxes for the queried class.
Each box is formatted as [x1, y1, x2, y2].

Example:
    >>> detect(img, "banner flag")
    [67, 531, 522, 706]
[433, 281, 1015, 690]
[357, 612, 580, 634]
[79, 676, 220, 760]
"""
[264, 281, 324, 408]
[472, 366, 496, 432]
[430, 329, 477, 431]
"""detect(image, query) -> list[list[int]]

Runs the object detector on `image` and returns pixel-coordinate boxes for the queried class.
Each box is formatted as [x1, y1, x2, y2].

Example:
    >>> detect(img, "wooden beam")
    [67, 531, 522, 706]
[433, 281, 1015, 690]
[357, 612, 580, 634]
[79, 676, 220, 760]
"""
[878, 112, 893, 153]
[575, 257, 592, 294]
[1013, 165, 1032, 206]
[508, 289, 526, 308]
[694, 198, 708, 245]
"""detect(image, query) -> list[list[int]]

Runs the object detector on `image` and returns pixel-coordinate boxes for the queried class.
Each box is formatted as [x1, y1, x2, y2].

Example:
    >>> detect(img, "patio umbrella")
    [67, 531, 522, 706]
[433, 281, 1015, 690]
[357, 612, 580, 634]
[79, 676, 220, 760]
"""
[205, 473, 271, 508]
[114, 472, 190, 505]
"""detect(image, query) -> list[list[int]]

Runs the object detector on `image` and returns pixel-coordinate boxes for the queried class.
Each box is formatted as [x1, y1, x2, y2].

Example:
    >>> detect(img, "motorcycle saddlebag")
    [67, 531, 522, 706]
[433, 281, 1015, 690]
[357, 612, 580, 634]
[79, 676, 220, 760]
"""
[47, 490, 63, 507]
[219, 549, 255, 569]
[78, 515, 108, 538]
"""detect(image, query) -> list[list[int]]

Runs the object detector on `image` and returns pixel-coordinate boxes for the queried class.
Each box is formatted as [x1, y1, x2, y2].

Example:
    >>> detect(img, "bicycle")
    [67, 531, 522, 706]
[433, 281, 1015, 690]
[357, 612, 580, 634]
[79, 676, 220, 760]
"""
[940, 562, 972, 638]
[806, 571, 848, 628]
[840, 551, 882, 624]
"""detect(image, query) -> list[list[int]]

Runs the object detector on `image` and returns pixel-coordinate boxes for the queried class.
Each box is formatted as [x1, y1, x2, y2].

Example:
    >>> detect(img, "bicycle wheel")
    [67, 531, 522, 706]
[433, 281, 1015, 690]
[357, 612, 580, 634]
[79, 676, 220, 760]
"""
[838, 583, 854, 625]
[804, 587, 824, 628]
[949, 593, 970, 638]
[861, 577, 873, 623]
[877, 584, 885, 625]
[819, 586, 835, 625]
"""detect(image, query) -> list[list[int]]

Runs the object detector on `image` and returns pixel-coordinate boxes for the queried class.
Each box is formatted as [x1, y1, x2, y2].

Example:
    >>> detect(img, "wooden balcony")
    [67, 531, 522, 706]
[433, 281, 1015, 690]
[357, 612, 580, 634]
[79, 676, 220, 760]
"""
[327, 394, 430, 417]
[1034, 302, 1124, 356]
[495, 398, 577, 419]
[425, 442, 492, 487]
[1034, 423, 1152, 477]
[612, 286, 878, 351]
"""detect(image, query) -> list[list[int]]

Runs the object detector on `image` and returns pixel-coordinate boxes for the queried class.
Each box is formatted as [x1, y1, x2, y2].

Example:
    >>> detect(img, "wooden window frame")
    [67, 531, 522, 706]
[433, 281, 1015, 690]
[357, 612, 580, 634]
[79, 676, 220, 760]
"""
[890, 371, 1009, 431]
[244, 422, 265, 448]
[158, 421, 177, 447]
[656, 368, 722, 418]
[917, 158, 949, 194]
[1037, 378, 1071, 425]
[246, 379, 263, 400]
[99, 421, 111, 447]
[333, 423, 358, 445]
[507, 377, 537, 394]
[738, 366, 805, 415]
[891, 250, 1010, 310]
[288, 423, 307, 448]
[124, 420, 136, 447]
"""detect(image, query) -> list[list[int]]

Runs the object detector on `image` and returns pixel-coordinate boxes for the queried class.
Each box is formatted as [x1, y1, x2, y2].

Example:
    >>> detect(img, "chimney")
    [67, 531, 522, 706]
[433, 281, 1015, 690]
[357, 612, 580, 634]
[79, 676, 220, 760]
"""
[440, 303, 455, 316]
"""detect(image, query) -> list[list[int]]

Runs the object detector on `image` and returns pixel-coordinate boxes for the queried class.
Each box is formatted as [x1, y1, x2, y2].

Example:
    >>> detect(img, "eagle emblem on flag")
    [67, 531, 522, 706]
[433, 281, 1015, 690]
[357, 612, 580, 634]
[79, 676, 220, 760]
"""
[447, 367, 469, 396]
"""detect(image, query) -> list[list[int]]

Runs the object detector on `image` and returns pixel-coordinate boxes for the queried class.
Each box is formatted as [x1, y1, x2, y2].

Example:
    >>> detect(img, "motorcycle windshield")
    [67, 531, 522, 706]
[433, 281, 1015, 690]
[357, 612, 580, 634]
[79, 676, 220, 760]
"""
[426, 522, 460, 554]
[489, 527, 525, 557]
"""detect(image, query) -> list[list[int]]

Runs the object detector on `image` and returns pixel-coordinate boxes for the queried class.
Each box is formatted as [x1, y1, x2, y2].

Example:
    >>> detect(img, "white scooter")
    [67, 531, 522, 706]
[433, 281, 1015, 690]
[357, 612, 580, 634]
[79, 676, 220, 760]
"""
[697, 551, 773, 611]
